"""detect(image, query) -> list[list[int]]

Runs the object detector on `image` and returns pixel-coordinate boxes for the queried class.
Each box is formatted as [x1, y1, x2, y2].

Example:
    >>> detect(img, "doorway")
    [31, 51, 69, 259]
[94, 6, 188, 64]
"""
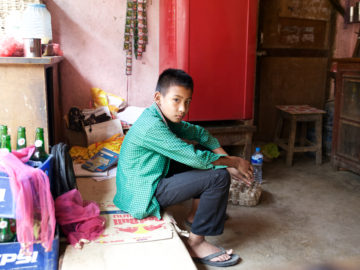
[254, 0, 337, 141]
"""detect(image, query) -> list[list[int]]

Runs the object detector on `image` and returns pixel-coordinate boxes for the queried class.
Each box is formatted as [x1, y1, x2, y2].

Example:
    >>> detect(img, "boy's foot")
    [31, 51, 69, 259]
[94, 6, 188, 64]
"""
[187, 238, 234, 263]
[192, 248, 240, 267]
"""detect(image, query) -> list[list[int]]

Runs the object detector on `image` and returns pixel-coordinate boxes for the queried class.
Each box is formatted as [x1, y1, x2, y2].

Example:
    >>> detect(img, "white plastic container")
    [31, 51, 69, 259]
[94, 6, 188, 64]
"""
[22, 3, 52, 44]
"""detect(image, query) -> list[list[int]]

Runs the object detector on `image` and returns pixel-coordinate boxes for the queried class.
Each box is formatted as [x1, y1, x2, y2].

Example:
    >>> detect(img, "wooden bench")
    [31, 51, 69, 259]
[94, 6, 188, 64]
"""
[196, 120, 256, 160]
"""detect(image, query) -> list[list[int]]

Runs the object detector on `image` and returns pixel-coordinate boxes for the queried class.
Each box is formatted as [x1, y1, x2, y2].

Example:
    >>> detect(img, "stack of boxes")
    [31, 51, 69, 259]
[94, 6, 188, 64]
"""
[0, 155, 59, 269]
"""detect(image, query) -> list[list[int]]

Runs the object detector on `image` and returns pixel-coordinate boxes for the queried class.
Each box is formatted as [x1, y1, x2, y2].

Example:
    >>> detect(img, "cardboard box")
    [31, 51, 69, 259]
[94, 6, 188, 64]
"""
[0, 230, 59, 269]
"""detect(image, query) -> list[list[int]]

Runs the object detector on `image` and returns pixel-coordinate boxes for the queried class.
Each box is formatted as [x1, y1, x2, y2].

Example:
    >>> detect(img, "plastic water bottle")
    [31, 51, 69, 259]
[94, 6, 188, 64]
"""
[251, 147, 263, 184]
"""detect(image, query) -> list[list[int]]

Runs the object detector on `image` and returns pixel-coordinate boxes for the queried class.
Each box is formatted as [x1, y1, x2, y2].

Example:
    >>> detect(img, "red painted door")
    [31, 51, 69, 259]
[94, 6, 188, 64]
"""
[160, 0, 258, 121]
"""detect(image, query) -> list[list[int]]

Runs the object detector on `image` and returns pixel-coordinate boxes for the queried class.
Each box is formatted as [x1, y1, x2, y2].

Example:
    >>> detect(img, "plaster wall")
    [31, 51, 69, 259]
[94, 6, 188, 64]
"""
[44, 0, 354, 119]
[333, 0, 358, 58]
[44, 0, 159, 116]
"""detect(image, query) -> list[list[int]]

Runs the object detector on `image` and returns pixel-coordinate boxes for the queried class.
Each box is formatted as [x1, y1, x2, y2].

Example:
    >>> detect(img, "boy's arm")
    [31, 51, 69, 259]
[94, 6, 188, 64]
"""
[169, 121, 254, 184]
[212, 147, 254, 186]
[168, 121, 220, 150]
[141, 122, 225, 170]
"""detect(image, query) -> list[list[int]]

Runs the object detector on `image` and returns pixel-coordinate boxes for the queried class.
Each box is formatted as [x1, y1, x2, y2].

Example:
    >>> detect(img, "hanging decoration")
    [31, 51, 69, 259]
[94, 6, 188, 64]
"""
[124, 0, 148, 76]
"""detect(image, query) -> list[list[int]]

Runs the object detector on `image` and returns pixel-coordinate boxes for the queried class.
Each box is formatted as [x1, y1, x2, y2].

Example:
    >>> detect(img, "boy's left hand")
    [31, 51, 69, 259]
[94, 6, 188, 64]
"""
[227, 165, 254, 186]
[211, 147, 254, 185]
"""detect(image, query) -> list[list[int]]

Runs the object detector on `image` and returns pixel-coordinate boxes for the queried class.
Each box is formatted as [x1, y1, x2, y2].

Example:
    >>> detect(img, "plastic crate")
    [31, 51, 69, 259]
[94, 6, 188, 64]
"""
[0, 229, 59, 270]
[0, 155, 53, 218]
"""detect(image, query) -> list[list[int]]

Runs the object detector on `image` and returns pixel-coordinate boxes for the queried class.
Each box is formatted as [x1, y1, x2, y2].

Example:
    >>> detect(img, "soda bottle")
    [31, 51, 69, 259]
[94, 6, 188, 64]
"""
[30, 127, 48, 163]
[9, 219, 16, 237]
[0, 125, 7, 138]
[0, 218, 14, 242]
[16, 126, 27, 150]
[251, 147, 263, 184]
[0, 134, 11, 153]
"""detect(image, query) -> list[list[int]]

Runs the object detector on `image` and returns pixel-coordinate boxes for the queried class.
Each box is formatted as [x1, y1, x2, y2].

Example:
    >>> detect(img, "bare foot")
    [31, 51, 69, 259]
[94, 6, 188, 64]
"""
[187, 233, 233, 262]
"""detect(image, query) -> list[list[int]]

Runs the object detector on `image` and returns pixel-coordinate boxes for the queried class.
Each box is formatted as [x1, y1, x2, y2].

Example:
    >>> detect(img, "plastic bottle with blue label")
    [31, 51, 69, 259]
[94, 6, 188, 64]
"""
[251, 147, 263, 184]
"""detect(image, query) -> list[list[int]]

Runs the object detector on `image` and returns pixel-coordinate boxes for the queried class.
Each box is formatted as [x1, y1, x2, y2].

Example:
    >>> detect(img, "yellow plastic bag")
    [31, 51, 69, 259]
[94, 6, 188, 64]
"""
[91, 88, 126, 116]
[91, 88, 108, 107]
[107, 92, 126, 113]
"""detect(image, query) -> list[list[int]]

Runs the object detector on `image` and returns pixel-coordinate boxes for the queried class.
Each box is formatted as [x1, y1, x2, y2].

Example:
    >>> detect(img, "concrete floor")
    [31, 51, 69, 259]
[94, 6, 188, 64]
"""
[166, 155, 360, 270]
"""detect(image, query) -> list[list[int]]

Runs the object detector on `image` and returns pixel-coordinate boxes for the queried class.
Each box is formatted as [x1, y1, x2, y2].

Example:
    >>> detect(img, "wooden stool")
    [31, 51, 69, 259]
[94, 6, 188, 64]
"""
[274, 105, 326, 166]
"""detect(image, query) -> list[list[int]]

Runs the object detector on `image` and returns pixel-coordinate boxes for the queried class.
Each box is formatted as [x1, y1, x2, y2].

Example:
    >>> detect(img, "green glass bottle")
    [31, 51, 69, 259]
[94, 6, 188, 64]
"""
[30, 127, 48, 163]
[0, 125, 8, 139]
[0, 134, 11, 152]
[0, 135, 5, 149]
[16, 126, 27, 150]
[0, 217, 14, 243]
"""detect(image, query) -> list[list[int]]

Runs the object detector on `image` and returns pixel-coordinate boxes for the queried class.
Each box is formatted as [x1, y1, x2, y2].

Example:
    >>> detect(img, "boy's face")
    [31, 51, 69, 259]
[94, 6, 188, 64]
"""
[154, 85, 192, 123]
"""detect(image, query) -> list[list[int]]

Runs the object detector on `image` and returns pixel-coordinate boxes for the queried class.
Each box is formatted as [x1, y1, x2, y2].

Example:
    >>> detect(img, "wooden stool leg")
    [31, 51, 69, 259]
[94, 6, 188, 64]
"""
[315, 116, 323, 165]
[274, 111, 283, 143]
[287, 117, 297, 166]
[300, 122, 307, 146]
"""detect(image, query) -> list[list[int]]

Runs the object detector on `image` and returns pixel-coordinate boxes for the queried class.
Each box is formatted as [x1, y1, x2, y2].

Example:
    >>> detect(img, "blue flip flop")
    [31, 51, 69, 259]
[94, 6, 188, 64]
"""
[192, 247, 240, 267]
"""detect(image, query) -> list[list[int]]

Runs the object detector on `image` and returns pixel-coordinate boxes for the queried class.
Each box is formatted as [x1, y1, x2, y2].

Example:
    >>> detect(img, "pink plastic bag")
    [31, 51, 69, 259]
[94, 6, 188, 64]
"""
[55, 189, 105, 249]
[0, 146, 56, 254]
[0, 37, 24, 56]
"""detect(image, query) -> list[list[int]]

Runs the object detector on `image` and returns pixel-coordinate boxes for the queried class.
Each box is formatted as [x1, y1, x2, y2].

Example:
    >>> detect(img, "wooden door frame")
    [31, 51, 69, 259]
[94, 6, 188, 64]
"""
[254, 0, 338, 140]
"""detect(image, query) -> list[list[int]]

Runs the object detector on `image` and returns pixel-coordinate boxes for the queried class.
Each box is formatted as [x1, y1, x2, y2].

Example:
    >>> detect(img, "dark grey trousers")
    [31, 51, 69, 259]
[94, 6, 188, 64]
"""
[155, 160, 231, 236]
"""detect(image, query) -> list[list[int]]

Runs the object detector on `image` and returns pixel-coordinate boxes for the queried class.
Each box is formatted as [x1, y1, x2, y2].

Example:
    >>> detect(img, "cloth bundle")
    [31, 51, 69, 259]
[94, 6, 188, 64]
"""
[0, 146, 56, 254]
[55, 189, 106, 249]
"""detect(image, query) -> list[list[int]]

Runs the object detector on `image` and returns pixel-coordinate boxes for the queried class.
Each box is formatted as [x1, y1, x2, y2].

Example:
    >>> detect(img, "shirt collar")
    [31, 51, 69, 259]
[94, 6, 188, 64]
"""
[153, 102, 168, 127]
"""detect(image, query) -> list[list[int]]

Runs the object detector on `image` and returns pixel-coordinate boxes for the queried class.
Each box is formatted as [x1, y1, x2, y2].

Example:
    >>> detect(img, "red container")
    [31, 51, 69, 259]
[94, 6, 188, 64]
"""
[160, 0, 258, 121]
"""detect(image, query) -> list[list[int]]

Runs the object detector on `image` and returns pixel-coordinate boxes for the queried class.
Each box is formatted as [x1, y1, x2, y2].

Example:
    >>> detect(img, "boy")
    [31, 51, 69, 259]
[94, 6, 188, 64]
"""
[113, 69, 254, 267]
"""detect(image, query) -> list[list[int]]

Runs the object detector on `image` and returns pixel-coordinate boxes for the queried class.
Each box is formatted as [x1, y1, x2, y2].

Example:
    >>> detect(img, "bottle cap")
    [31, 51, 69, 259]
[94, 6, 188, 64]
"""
[256, 147, 260, 152]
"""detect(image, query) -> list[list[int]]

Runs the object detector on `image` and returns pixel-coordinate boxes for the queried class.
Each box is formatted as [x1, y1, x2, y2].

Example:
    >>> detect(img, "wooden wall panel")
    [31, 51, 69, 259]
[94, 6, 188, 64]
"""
[255, 0, 334, 141]
[257, 57, 328, 140]
[261, 0, 331, 50]
[0, 65, 49, 151]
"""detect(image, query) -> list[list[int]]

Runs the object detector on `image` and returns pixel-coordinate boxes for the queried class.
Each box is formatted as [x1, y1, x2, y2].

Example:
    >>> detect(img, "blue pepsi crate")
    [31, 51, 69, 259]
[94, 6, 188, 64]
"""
[0, 155, 53, 218]
[0, 229, 59, 269]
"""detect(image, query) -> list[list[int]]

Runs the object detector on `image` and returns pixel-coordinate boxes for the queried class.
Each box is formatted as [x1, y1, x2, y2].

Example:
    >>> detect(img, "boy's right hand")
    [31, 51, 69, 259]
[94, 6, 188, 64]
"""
[227, 167, 253, 186]
[238, 157, 254, 180]
[230, 156, 254, 185]
[212, 155, 254, 185]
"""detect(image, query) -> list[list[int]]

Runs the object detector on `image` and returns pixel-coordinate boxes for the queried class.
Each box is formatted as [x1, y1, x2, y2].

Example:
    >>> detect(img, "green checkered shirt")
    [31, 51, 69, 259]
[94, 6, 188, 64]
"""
[113, 103, 226, 219]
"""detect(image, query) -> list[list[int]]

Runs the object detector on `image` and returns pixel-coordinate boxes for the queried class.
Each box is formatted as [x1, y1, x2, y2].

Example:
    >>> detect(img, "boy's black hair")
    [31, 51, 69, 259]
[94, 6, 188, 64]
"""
[155, 68, 193, 95]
